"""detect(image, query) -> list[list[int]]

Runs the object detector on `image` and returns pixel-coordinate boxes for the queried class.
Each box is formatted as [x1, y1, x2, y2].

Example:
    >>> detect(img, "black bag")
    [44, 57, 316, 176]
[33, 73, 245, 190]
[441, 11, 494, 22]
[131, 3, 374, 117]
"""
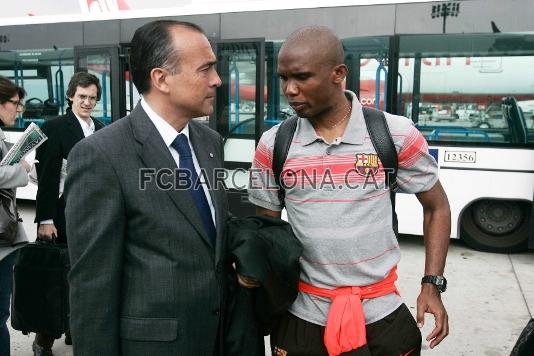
[11, 240, 70, 338]
[511, 319, 534, 356]
[0, 188, 19, 244]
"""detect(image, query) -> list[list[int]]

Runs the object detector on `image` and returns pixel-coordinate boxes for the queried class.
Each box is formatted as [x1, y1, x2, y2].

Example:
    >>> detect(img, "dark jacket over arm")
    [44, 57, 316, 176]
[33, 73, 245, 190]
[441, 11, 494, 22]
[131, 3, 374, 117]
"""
[225, 215, 302, 356]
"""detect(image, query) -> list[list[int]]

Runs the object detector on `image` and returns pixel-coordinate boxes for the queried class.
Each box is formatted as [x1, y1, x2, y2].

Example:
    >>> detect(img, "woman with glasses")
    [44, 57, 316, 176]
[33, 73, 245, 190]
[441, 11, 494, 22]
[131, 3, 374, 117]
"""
[0, 76, 31, 356]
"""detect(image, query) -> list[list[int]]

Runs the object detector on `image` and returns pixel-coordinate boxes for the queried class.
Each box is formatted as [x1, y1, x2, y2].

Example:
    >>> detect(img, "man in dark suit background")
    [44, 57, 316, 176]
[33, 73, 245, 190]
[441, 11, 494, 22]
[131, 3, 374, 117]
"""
[35, 72, 104, 242]
[65, 20, 227, 355]
[33, 72, 104, 355]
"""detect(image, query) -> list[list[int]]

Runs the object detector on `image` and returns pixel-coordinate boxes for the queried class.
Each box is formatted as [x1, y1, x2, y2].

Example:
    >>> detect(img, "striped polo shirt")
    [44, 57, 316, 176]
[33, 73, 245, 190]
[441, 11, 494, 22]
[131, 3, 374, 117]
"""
[248, 90, 438, 326]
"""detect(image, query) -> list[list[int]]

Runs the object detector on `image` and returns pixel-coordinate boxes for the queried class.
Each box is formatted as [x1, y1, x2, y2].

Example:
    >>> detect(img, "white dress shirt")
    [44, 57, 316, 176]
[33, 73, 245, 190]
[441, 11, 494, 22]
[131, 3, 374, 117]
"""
[74, 114, 95, 137]
[140, 97, 216, 225]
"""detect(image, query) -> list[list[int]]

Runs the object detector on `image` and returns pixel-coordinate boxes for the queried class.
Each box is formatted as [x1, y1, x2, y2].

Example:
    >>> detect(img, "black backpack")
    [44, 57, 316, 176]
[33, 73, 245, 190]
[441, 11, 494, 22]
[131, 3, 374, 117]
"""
[272, 107, 399, 237]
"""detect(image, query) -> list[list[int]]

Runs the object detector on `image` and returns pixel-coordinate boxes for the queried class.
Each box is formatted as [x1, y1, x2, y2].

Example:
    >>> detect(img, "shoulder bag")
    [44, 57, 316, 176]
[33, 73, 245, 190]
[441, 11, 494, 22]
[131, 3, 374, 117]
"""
[0, 188, 19, 244]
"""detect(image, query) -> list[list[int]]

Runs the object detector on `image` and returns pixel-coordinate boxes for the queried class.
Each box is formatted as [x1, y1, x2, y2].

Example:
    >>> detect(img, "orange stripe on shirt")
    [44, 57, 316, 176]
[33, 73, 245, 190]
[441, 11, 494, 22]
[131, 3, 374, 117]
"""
[253, 141, 273, 169]
[398, 128, 428, 168]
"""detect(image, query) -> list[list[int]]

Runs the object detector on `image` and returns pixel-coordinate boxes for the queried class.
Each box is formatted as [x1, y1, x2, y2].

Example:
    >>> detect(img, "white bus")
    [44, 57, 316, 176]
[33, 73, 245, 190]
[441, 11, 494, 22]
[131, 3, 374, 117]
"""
[0, 0, 532, 252]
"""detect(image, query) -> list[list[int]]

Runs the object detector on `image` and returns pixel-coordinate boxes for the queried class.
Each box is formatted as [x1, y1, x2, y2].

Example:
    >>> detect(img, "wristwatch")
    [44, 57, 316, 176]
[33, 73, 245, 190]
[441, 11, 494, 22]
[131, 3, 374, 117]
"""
[421, 275, 447, 293]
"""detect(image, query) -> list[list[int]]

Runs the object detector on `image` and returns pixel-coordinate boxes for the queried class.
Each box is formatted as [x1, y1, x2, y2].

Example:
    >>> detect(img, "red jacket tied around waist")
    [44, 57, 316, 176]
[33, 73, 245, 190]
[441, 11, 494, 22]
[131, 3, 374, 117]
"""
[298, 267, 400, 356]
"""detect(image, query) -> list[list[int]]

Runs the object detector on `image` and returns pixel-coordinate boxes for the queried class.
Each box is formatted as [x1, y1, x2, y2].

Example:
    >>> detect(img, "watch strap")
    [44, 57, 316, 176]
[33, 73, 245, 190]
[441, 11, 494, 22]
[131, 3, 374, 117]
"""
[421, 275, 447, 292]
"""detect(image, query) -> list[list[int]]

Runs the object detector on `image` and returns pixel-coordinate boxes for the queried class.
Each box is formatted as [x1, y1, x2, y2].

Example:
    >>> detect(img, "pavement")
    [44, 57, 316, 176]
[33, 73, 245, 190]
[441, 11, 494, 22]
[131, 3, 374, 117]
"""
[8, 201, 534, 356]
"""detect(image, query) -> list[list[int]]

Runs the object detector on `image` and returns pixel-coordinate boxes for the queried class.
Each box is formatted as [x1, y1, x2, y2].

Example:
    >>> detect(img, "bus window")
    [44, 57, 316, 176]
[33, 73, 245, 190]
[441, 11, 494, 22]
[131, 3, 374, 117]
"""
[120, 46, 141, 116]
[399, 34, 534, 145]
[79, 53, 112, 125]
[343, 36, 390, 112]
[0, 48, 74, 130]
[226, 49, 257, 136]
[75, 46, 121, 124]
[214, 40, 265, 144]
[359, 58, 387, 111]
[265, 42, 293, 128]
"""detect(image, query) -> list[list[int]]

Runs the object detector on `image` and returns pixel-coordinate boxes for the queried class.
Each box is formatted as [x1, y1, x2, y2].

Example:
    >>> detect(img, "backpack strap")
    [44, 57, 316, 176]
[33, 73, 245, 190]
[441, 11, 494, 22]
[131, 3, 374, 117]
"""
[271, 108, 399, 238]
[272, 115, 299, 208]
[362, 107, 399, 237]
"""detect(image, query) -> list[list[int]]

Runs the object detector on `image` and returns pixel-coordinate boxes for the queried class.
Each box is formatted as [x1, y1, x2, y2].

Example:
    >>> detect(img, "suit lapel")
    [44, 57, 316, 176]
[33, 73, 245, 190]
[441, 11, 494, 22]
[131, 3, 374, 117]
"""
[65, 111, 85, 142]
[129, 104, 213, 247]
[189, 123, 225, 262]
[66, 111, 104, 139]
[93, 118, 105, 131]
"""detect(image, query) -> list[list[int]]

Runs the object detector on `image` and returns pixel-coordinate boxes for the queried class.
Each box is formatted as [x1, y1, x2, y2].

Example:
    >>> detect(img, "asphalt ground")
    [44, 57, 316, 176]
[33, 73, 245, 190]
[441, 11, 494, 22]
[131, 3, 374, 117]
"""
[8, 201, 534, 356]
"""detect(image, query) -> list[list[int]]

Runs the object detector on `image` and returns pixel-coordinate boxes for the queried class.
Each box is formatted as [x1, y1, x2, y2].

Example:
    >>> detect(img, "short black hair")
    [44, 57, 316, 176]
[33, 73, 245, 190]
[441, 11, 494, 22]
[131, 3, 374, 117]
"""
[66, 72, 102, 106]
[0, 75, 26, 104]
[130, 20, 205, 94]
[280, 26, 344, 67]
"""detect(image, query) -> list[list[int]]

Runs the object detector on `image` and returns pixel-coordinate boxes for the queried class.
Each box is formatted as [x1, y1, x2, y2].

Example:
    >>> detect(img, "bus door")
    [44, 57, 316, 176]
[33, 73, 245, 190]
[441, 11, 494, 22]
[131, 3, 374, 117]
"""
[118, 44, 139, 119]
[343, 36, 398, 113]
[74, 46, 121, 124]
[211, 39, 266, 217]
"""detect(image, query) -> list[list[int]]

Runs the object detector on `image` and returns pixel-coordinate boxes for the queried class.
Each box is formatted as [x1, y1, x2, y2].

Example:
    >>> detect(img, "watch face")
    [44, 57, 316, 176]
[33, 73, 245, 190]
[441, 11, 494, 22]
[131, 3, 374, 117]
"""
[436, 276, 447, 292]
[422, 275, 447, 292]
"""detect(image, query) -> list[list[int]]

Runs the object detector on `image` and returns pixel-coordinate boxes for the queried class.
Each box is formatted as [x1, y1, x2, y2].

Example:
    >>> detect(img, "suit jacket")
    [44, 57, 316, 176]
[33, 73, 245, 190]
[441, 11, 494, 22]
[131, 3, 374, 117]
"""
[0, 129, 29, 261]
[65, 103, 228, 356]
[35, 110, 104, 240]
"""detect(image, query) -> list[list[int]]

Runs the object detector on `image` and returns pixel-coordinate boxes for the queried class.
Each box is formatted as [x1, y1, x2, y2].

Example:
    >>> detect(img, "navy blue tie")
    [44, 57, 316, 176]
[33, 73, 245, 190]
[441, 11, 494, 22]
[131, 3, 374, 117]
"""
[171, 134, 216, 245]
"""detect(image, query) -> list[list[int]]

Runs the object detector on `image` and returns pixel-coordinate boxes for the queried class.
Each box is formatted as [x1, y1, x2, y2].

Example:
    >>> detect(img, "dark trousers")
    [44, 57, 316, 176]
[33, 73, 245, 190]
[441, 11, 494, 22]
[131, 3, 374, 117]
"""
[54, 196, 67, 244]
[271, 304, 422, 356]
[0, 253, 16, 356]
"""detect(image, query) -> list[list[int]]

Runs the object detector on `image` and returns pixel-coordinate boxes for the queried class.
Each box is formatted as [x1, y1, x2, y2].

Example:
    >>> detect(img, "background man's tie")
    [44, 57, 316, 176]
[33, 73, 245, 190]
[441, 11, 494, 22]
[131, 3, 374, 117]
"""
[171, 134, 216, 244]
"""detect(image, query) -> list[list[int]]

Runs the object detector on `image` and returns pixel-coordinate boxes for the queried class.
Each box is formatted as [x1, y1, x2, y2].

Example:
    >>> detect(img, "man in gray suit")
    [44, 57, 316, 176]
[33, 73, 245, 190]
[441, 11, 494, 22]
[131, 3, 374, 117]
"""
[65, 20, 226, 355]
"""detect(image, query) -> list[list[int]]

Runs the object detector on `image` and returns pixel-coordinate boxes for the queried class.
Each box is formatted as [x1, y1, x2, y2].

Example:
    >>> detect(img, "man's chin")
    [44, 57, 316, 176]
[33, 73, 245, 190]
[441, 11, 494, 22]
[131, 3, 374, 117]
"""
[73, 111, 92, 120]
[293, 108, 308, 118]
[202, 106, 214, 116]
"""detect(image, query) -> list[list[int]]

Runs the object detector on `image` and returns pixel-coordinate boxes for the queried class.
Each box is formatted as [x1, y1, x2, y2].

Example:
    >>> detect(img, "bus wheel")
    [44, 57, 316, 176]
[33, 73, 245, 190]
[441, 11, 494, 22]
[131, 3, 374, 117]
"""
[460, 199, 530, 253]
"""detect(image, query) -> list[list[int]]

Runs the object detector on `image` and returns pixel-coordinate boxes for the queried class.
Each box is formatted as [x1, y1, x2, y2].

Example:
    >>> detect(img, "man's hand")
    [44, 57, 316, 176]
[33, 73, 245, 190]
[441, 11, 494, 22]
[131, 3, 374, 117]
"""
[38, 224, 58, 241]
[237, 274, 261, 288]
[416, 284, 449, 348]
[20, 160, 31, 173]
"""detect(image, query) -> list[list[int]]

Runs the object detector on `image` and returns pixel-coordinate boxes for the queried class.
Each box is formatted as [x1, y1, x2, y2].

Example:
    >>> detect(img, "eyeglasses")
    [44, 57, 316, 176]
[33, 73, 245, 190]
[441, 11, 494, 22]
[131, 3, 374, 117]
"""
[76, 94, 98, 103]
[6, 99, 24, 110]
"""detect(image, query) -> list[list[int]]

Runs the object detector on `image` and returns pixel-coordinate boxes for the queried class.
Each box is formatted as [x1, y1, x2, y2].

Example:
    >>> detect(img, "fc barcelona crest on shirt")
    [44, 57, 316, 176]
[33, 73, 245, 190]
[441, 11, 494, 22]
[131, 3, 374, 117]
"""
[354, 153, 380, 177]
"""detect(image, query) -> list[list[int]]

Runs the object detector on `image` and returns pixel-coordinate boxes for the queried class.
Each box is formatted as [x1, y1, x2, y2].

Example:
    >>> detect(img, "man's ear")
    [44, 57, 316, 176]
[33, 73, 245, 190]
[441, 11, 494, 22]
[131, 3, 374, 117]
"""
[150, 68, 171, 94]
[332, 64, 348, 84]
